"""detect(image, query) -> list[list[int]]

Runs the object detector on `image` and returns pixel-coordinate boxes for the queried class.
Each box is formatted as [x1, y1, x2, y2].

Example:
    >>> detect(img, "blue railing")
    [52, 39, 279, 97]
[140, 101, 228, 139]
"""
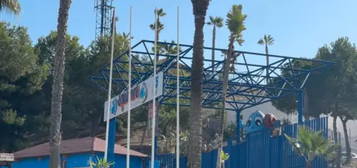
[154, 117, 328, 168]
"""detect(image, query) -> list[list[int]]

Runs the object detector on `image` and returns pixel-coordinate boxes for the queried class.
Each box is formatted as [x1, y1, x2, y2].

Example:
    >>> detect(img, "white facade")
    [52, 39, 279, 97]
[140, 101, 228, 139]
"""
[226, 101, 296, 125]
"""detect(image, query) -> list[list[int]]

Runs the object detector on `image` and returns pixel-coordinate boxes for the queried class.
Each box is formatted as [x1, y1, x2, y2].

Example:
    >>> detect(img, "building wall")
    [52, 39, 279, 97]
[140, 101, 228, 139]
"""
[10, 152, 145, 168]
[328, 117, 357, 153]
[12, 156, 50, 168]
[226, 101, 293, 125]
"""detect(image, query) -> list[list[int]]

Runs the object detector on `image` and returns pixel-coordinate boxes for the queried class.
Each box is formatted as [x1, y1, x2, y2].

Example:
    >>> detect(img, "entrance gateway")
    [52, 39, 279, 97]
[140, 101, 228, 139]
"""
[91, 40, 333, 167]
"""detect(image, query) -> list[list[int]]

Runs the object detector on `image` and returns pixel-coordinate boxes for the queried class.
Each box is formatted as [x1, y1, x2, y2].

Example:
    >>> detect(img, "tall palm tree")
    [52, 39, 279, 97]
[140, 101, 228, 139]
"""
[217, 5, 246, 168]
[49, 0, 72, 167]
[149, 8, 166, 37]
[150, 8, 166, 60]
[0, 0, 21, 14]
[285, 127, 336, 168]
[207, 16, 223, 72]
[189, 0, 210, 167]
[258, 34, 274, 83]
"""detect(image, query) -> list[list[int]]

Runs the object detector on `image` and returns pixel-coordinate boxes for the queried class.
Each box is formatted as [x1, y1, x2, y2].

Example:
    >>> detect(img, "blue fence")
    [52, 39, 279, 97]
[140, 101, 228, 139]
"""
[156, 117, 328, 168]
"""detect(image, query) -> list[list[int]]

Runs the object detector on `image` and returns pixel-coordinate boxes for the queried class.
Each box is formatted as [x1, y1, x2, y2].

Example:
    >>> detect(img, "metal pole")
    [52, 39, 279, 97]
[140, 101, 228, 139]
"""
[126, 7, 132, 168]
[104, 9, 116, 161]
[176, 6, 180, 168]
[236, 109, 241, 143]
[297, 90, 304, 125]
[151, 7, 158, 168]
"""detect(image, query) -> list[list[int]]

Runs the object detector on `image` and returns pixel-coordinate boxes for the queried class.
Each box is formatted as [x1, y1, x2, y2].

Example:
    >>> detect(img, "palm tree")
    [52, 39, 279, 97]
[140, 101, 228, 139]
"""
[149, 8, 166, 61]
[162, 40, 179, 54]
[49, 0, 72, 167]
[285, 127, 336, 168]
[189, 0, 210, 167]
[217, 5, 246, 168]
[0, 0, 21, 14]
[257, 34, 274, 83]
[207, 16, 223, 72]
[89, 157, 114, 168]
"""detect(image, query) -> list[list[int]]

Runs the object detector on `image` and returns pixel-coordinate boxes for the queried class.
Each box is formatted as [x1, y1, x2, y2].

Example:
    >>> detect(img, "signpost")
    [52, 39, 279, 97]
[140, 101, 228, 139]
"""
[0, 153, 14, 162]
[104, 72, 164, 121]
[0, 153, 14, 167]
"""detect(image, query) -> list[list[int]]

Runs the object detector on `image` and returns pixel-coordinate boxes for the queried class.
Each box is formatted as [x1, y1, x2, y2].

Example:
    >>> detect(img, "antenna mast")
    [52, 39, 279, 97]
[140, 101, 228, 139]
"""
[95, 0, 114, 39]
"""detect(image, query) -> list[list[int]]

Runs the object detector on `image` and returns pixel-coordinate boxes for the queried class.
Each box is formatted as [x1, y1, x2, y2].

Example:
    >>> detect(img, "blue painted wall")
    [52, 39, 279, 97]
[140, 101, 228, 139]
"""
[95, 152, 145, 168]
[10, 152, 146, 168]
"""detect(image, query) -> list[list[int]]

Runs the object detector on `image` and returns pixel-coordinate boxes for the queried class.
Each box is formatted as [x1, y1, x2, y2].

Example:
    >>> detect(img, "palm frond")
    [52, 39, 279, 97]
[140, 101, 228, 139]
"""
[264, 34, 274, 45]
[208, 16, 214, 24]
[257, 39, 264, 45]
[149, 21, 164, 31]
[207, 16, 224, 28]
[285, 127, 336, 163]
[213, 17, 224, 27]
[258, 34, 274, 45]
[226, 5, 247, 41]
[89, 157, 114, 168]
[236, 34, 245, 46]
[155, 8, 166, 17]
[0, 0, 21, 14]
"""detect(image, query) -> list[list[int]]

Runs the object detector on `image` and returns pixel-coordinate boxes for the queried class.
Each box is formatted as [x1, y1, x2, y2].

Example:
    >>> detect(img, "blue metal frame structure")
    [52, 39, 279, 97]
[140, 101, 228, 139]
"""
[91, 40, 332, 112]
[90, 40, 333, 161]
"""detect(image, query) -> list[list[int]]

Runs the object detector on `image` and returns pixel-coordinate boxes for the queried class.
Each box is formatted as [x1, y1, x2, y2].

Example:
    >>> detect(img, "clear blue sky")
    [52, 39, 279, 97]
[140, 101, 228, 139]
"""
[1, 0, 357, 58]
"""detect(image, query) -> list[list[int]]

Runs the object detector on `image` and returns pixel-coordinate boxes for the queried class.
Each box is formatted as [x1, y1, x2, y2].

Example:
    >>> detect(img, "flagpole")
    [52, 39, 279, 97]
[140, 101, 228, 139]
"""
[104, 9, 116, 161]
[176, 6, 180, 168]
[151, 7, 158, 168]
[126, 6, 133, 168]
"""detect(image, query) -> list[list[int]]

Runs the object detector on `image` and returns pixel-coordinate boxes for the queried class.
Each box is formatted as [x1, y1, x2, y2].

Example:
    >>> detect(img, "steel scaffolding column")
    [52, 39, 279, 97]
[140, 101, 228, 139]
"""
[108, 118, 116, 162]
[296, 90, 304, 125]
[236, 109, 242, 143]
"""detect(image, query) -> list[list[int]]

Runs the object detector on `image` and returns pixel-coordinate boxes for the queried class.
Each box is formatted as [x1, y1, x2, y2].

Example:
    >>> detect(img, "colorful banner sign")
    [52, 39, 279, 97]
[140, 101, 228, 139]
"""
[104, 72, 164, 121]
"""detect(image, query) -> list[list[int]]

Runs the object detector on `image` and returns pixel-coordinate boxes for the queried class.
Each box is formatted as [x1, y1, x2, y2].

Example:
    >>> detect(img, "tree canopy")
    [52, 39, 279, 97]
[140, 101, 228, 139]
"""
[273, 37, 357, 119]
[0, 22, 194, 154]
[0, 23, 49, 151]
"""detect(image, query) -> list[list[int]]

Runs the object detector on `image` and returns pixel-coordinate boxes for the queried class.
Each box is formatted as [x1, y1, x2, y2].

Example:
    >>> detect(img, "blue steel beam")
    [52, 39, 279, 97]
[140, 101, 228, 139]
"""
[91, 40, 333, 112]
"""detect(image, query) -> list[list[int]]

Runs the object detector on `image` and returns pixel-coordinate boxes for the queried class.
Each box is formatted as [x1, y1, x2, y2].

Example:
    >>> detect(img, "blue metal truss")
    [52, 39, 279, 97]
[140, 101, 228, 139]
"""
[91, 40, 333, 112]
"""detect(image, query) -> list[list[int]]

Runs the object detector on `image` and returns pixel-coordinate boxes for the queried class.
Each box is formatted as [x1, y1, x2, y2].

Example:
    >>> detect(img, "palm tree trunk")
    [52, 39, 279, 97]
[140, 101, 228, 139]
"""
[216, 35, 235, 168]
[333, 106, 341, 168]
[155, 18, 160, 61]
[341, 118, 352, 164]
[49, 0, 71, 167]
[211, 26, 216, 72]
[333, 115, 338, 144]
[140, 120, 148, 146]
[189, 0, 209, 167]
[265, 44, 269, 84]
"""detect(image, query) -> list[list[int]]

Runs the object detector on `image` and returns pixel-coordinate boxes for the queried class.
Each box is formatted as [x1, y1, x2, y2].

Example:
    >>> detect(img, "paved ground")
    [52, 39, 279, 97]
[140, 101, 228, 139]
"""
[351, 143, 357, 153]
[342, 160, 357, 168]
